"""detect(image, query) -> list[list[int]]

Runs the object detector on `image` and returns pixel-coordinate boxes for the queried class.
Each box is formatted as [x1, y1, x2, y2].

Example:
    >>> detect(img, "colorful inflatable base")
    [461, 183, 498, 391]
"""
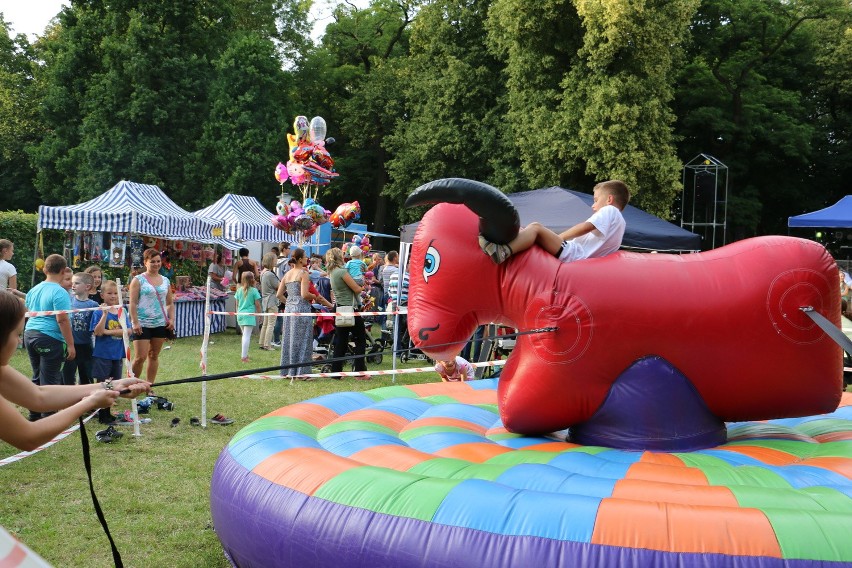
[211, 379, 852, 567]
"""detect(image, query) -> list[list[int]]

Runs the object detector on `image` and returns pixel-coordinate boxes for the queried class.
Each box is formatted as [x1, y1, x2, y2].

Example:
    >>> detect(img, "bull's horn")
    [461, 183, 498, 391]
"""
[404, 178, 520, 244]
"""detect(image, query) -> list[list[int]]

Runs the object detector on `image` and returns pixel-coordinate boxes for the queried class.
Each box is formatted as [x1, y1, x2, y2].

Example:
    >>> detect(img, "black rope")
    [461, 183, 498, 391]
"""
[79, 417, 124, 568]
[149, 326, 557, 389]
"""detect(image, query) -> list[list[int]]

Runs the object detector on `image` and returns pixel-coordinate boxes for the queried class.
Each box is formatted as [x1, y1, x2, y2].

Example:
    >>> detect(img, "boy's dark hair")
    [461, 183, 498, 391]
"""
[386, 251, 399, 263]
[595, 180, 631, 209]
[239, 247, 250, 257]
[44, 254, 67, 274]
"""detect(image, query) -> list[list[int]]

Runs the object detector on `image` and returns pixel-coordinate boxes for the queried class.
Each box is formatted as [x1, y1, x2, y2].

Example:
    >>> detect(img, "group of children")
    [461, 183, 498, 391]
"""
[24, 254, 130, 425]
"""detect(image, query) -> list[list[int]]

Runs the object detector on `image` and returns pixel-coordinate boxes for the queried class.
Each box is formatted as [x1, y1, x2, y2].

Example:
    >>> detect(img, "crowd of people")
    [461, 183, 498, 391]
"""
[11, 178, 780, 454]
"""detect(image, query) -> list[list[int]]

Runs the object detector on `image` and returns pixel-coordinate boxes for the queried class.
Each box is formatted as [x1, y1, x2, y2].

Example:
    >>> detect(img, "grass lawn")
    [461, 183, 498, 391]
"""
[0, 329, 437, 568]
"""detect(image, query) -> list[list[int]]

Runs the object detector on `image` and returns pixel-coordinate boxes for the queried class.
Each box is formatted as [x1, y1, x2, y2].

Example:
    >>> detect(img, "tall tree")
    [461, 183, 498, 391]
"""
[559, 0, 699, 215]
[0, 19, 40, 211]
[674, 0, 850, 238]
[487, 0, 585, 189]
[295, 0, 418, 235]
[193, 33, 295, 206]
[384, 0, 521, 222]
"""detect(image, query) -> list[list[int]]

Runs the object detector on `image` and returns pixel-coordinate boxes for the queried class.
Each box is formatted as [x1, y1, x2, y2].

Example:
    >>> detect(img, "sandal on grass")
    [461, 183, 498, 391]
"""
[210, 413, 234, 425]
[190, 417, 201, 426]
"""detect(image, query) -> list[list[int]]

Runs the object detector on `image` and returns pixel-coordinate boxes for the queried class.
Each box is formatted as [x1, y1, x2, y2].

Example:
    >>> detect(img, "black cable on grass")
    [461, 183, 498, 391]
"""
[146, 326, 557, 390]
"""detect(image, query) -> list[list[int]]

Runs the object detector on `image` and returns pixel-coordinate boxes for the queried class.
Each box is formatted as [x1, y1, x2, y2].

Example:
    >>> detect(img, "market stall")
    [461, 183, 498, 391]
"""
[37, 180, 241, 338]
[193, 193, 297, 244]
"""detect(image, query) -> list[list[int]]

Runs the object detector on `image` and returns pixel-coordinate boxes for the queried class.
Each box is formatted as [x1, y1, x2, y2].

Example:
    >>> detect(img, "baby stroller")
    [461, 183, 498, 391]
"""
[384, 297, 430, 364]
[312, 305, 384, 372]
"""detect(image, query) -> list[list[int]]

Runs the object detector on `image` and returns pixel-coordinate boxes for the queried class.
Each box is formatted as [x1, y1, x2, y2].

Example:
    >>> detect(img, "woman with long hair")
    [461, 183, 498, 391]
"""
[277, 248, 317, 379]
[325, 248, 368, 380]
[128, 248, 174, 384]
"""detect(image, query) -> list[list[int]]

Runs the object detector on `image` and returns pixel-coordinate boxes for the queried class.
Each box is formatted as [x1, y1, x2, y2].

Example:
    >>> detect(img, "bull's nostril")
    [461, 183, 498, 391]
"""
[418, 324, 440, 341]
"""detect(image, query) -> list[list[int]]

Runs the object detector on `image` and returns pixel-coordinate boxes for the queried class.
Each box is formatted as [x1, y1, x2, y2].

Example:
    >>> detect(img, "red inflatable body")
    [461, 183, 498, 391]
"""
[408, 202, 842, 435]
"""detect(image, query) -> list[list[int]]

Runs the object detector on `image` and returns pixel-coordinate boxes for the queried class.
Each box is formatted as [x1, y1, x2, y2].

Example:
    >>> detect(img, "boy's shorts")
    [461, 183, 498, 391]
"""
[92, 357, 124, 382]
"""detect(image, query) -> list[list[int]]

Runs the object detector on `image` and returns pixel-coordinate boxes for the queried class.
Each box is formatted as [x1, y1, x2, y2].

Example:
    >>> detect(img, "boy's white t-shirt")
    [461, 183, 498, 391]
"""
[558, 205, 626, 263]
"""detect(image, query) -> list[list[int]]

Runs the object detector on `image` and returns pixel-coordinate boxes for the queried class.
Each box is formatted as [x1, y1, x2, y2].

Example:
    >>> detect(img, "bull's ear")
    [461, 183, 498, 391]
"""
[404, 178, 520, 244]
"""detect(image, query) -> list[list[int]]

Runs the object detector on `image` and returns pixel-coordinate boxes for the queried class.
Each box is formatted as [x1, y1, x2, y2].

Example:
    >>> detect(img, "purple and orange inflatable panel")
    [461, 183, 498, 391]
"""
[211, 380, 852, 567]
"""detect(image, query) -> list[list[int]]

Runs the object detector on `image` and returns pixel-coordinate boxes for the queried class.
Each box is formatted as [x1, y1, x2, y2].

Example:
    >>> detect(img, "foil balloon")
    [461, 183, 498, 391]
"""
[293, 116, 310, 142]
[304, 198, 329, 225]
[286, 161, 310, 186]
[309, 116, 327, 143]
[294, 214, 315, 232]
[330, 201, 361, 229]
[274, 162, 288, 184]
[275, 199, 289, 216]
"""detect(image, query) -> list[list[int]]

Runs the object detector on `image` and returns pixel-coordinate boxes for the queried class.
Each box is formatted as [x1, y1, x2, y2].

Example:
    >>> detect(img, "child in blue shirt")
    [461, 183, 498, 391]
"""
[90, 280, 130, 423]
[345, 246, 367, 286]
[62, 272, 99, 386]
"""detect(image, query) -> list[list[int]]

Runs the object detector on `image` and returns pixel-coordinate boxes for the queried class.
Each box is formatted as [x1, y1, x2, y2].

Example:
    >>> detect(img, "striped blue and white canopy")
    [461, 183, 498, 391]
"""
[194, 193, 293, 243]
[37, 181, 239, 247]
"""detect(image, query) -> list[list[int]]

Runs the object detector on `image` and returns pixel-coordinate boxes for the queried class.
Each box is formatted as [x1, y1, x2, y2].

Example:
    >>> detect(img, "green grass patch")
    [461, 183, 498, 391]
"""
[0, 330, 437, 567]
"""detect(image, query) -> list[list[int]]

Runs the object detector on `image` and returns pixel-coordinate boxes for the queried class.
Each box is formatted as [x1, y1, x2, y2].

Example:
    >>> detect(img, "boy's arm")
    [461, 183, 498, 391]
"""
[558, 221, 596, 242]
[56, 314, 76, 360]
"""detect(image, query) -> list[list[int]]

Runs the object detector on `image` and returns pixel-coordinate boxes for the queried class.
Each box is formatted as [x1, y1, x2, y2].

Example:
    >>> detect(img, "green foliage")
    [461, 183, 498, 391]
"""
[0, 332, 434, 567]
[384, 0, 525, 221]
[557, 0, 699, 216]
[0, 19, 41, 212]
[193, 33, 294, 206]
[674, 0, 852, 236]
[0, 213, 64, 291]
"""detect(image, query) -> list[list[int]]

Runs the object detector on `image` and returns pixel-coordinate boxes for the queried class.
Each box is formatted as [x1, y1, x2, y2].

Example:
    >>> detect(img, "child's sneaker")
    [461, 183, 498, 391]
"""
[95, 425, 123, 443]
[113, 410, 135, 425]
[210, 413, 234, 425]
[478, 235, 512, 264]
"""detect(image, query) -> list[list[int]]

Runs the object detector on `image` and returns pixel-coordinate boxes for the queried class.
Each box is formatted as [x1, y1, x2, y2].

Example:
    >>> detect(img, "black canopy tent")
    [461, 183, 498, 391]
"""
[401, 186, 701, 252]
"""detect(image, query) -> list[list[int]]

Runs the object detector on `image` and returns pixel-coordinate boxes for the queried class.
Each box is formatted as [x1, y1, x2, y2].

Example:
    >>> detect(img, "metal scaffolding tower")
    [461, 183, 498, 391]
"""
[681, 154, 728, 250]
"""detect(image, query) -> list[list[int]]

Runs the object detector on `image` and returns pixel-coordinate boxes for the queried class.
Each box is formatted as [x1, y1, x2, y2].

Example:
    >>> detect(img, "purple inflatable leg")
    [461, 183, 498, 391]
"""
[570, 356, 727, 451]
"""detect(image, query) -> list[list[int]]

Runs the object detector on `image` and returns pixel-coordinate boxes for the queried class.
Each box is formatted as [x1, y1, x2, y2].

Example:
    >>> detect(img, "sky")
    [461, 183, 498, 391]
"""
[0, 0, 68, 39]
[1, 0, 347, 41]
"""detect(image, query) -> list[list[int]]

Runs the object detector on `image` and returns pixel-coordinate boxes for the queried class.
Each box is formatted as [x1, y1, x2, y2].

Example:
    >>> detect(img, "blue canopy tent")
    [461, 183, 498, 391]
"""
[788, 197, 852, 228]
[38, 180, 240, 248]
[194, 193, 295, 244]
[401, 186, 701, 252]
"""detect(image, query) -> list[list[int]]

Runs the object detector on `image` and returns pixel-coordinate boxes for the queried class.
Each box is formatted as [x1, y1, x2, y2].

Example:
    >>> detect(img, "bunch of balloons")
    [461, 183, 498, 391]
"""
[274, 116, 338, 190]
[271, 196, 331, 238]
[352, 234, 371, 254]
[330, 201, 361, 229]
[272, 115, 340, 236]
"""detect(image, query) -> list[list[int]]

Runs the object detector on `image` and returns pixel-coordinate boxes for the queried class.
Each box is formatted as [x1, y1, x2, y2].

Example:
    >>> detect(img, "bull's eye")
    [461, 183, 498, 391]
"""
[423, 246, 440, 282]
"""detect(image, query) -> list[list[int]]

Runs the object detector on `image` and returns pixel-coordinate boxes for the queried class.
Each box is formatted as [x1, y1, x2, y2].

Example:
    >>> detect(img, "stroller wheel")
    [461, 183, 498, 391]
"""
[320, 364, 332, 374]
[366, 349, 383, 366]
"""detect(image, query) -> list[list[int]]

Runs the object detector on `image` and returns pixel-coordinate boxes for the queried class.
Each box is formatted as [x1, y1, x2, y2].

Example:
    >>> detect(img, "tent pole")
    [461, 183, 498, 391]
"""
[31, 229, 39, 288]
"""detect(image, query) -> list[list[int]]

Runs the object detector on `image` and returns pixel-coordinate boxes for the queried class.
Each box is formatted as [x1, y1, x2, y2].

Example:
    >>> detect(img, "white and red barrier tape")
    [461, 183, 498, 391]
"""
[244, 359, 506, 381]
[24, 305, 122, 318]
[0, 411, 98, 467]
[207, 308, 407, 317]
